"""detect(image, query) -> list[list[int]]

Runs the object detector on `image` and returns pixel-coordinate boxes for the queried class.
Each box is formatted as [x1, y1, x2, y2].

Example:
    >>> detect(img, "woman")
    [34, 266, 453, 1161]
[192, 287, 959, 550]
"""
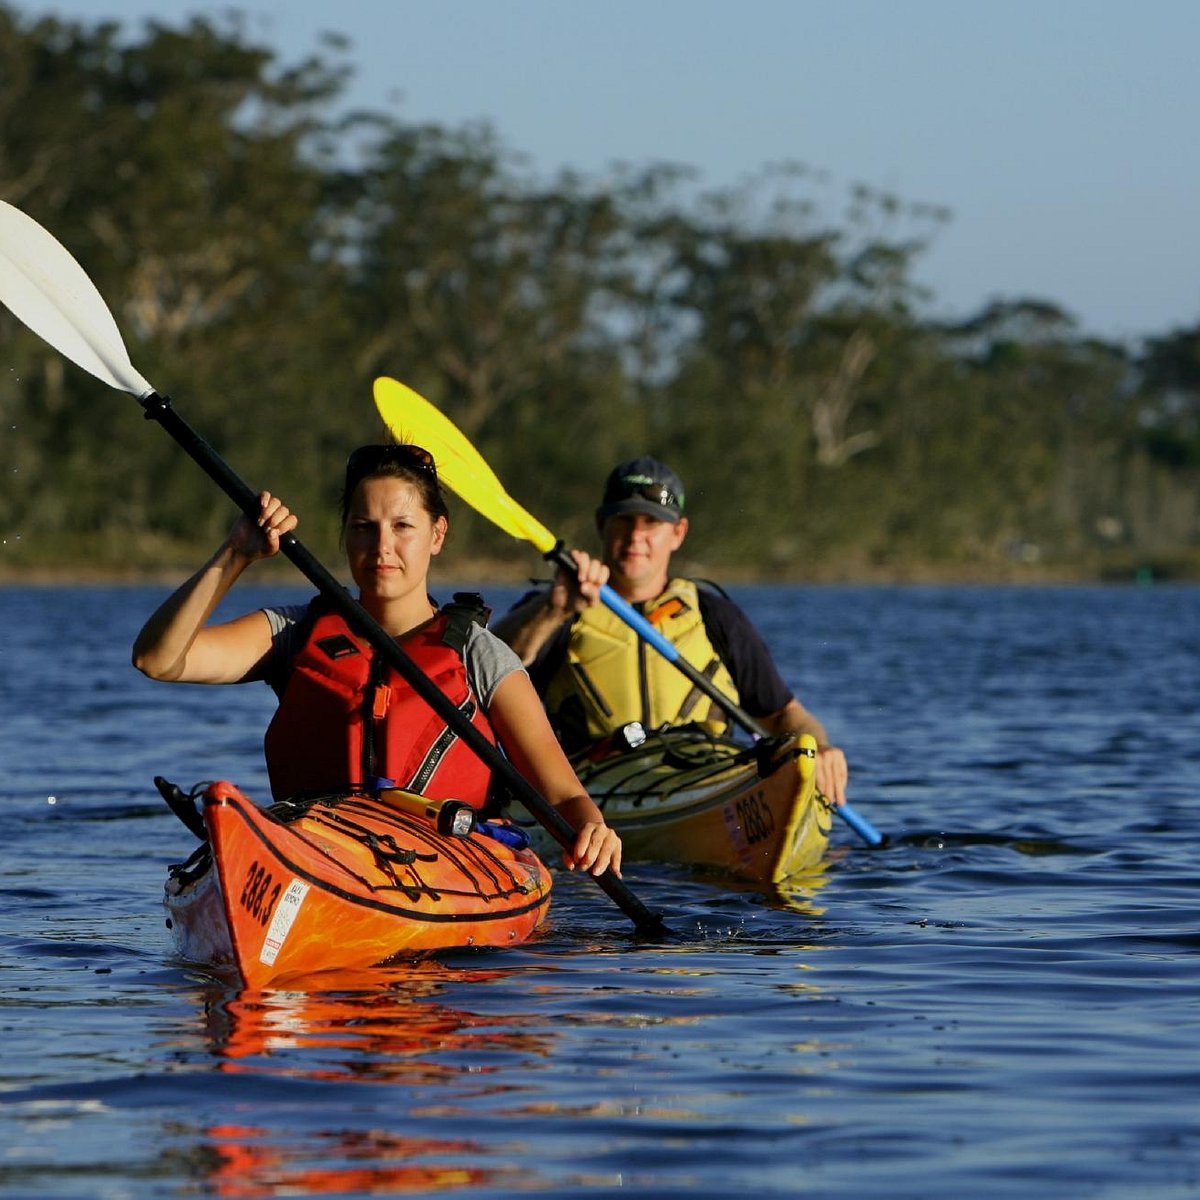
[133, 443, 621, 877]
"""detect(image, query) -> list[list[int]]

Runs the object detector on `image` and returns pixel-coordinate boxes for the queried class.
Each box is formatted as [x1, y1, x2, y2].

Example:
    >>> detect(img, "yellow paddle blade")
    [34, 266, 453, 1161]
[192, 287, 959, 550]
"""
[372, 377, 557, 554]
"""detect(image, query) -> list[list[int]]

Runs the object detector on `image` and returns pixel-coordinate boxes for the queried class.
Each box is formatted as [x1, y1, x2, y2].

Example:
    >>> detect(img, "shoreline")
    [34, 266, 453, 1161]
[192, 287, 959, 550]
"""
[0, 557, 1179, 588]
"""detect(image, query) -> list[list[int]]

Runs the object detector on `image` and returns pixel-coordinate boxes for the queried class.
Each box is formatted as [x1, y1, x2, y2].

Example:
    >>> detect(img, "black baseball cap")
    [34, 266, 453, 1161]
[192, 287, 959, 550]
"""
[596, 456, 685, 524]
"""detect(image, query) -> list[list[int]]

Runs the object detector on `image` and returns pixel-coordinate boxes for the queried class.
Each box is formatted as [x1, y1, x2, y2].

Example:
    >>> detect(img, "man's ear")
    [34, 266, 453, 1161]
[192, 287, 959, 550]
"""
[670, 516, 689, 550]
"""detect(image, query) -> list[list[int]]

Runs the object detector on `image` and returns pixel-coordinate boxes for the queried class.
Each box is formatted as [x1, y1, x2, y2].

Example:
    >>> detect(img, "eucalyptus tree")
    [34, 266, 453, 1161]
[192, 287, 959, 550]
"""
[934, 299, 1137, 568]
[1130, 322, 1200, 560]
[642, 169, 943, 569]
[1140, 322, 1200, 464]
[345, 120, 641, 555]
[0, 6, 354, 564]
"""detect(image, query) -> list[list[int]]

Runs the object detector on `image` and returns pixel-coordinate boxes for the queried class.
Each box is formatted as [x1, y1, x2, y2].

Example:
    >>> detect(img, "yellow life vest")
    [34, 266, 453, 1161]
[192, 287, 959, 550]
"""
[543, 577, 740, 747]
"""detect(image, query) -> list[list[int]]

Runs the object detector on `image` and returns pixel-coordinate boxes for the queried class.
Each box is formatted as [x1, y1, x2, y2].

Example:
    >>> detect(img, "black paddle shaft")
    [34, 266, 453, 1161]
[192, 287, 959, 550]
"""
[139, 392, 665, 933]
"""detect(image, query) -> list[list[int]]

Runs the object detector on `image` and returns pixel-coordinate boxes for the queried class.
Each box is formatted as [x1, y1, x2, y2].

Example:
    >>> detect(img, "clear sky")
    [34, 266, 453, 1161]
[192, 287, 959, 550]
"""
[27, 0, 1200, 342]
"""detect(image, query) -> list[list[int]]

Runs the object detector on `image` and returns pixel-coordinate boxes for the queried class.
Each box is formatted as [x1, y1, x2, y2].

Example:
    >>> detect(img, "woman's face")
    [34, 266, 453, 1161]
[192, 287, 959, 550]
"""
[343, 475, 447, 603]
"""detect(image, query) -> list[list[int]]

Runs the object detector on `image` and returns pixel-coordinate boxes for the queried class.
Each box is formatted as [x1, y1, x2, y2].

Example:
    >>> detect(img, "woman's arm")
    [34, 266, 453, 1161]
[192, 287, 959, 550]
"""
[487, 670, 622, 876]
[131, 492, 297, 684]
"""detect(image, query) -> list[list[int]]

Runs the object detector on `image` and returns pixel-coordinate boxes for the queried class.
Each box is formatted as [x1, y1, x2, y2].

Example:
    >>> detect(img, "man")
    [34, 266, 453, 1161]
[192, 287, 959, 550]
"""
[491, 456, 849, 806]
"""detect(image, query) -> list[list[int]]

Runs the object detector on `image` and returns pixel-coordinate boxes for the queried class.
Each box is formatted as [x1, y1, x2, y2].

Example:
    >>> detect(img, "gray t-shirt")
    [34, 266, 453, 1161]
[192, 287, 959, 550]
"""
[262, 603, 524, 709]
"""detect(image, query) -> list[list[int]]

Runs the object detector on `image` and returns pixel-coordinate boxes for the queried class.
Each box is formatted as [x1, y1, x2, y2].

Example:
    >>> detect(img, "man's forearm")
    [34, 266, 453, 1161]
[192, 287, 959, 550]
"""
[490, 593, 569, 666]
[764, 698, 831, 748]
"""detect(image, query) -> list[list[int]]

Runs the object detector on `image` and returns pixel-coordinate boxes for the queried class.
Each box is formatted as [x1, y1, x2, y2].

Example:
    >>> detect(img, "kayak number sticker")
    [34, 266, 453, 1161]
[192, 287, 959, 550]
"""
[735, 788, 776, 846]
[259, 878, 310, 967]
[722, 785, 776, 863]
[240, 861, 281, 927]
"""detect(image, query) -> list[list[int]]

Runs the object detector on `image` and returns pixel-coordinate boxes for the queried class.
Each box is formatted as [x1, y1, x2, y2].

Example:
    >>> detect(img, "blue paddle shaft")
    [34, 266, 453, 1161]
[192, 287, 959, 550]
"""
[836, 802, 885, 846]
[602, 580, 885, 846]
[548, 548, 886, 849]
[599, 584, 680, 662]
[593, 582, 778, 739]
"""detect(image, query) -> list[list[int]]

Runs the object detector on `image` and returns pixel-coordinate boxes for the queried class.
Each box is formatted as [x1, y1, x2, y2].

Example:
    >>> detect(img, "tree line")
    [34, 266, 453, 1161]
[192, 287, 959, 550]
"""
[2, 6, 1199, 582]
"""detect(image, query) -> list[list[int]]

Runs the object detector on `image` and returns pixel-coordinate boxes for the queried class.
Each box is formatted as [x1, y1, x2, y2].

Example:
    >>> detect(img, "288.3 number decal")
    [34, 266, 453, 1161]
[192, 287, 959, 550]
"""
[240, 860, 282, 927]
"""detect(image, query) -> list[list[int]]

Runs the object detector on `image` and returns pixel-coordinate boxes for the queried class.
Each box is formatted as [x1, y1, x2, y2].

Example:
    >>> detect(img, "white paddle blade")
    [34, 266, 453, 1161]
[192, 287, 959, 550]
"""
[0, 201, 153, 397]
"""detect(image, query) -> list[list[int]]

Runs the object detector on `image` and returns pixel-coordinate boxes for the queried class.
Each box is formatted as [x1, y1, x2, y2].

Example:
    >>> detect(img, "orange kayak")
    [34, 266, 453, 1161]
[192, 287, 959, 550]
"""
[163, 781, 552, 988]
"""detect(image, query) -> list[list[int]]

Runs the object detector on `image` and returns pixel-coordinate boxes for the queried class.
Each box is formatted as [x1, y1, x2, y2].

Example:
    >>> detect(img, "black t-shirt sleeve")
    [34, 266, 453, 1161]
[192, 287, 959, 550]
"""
[697, 588, 794, 718]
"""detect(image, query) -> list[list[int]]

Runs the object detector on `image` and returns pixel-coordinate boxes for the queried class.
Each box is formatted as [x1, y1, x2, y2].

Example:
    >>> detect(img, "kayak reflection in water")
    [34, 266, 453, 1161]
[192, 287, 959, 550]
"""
[132, 442, 621, 878]
[492, 455, 849, 807]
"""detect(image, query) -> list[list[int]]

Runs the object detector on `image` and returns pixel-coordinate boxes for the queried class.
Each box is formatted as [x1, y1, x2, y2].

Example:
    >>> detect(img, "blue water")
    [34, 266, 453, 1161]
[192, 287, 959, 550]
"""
[2, 582, 1199, 1198]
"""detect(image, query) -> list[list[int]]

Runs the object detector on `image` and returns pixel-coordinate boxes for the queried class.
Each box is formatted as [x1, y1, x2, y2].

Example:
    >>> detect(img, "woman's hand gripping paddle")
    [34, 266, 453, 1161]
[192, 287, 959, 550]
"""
[0, 201, 665, 933]
[372, 376, 885, 848]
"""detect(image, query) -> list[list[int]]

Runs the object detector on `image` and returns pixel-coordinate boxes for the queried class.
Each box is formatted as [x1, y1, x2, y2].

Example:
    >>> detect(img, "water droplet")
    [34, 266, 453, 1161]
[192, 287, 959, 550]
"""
[47, 795, 57, 805]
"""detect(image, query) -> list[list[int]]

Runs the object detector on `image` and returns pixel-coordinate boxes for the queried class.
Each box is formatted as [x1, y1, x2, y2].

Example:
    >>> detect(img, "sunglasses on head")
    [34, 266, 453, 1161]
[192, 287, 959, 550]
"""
[605, 476, 681, 510]
[346, 443, 437, 478]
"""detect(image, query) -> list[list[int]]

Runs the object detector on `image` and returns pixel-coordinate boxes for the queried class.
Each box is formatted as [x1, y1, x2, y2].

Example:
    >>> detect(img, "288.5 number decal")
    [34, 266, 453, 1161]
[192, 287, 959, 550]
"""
[735, 789, 776, 846]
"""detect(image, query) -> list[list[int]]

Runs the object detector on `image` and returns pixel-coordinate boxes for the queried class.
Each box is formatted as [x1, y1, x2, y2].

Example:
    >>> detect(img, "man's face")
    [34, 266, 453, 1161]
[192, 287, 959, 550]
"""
[599, 512, 689, 599]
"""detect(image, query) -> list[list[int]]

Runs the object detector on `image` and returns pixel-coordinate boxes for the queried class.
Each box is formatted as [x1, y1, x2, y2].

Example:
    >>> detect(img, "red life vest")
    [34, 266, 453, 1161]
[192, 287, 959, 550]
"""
[263, 595, 497, 807]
